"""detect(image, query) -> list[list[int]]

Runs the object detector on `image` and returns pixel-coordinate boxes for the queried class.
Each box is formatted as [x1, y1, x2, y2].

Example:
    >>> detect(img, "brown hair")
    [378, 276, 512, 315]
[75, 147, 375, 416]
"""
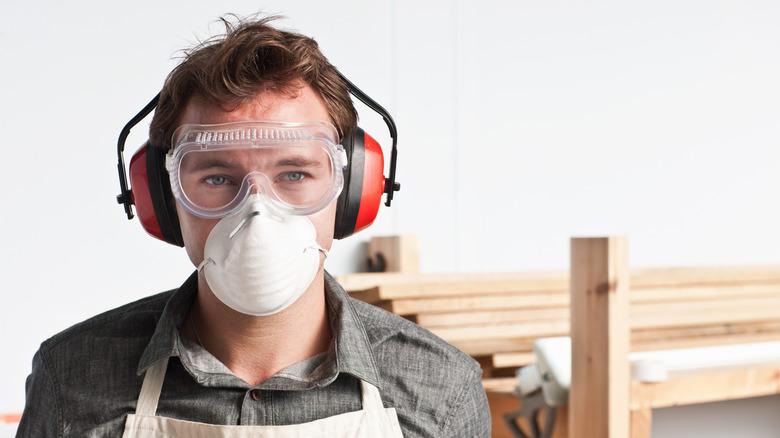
[149, 15, 357, 150]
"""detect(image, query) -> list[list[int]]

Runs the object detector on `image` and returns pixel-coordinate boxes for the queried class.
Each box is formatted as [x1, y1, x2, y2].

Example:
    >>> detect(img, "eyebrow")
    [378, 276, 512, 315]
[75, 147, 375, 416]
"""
[275, 157, 323, 168]
[185, 159, 235, 172]
[184, 156, 324, 172]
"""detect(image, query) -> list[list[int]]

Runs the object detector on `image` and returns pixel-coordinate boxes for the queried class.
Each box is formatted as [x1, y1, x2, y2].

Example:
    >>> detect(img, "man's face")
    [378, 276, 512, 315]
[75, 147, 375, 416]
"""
[174, 83, 338, 268]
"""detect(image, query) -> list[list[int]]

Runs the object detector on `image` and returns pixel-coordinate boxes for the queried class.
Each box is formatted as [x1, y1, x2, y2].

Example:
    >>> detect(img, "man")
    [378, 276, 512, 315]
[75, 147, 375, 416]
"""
[18, 16, 490, 436]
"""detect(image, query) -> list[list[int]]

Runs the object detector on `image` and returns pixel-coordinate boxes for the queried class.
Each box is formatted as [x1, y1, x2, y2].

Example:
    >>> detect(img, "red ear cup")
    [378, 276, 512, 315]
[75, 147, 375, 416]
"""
[353, 130, 385, 233]
[129, 145, 164, 241]
[334, 127, 386, 239]
[128, 143, 184, 246]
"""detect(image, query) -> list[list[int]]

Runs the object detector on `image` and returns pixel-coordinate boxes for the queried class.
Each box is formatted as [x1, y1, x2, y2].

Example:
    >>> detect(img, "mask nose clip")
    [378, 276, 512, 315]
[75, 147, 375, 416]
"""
[228, 193, 284, 239]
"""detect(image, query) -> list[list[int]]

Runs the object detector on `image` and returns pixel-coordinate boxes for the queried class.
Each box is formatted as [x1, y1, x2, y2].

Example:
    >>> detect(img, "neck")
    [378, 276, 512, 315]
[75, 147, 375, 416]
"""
[183, 268, 333, 387]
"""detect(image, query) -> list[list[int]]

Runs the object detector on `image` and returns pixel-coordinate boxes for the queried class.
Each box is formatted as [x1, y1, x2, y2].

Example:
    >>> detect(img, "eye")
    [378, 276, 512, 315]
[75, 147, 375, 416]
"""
[204, 175, 229, 186]
[280, 171, 307, 183]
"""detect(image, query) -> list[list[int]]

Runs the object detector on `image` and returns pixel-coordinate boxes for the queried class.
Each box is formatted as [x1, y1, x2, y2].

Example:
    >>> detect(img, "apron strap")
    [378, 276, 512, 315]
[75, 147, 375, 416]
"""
[360, 379, 404, 434]
[135, 357, 170, 416]
[359, 380, 386, 413]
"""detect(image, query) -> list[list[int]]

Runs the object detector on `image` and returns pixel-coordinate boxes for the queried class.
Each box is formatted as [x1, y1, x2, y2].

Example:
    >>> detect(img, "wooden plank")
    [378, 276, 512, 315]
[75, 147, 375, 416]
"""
[454, 326, 780, 359]
[415, 307, 569, 327]
[424, 309, 780, 343]
[482, 377, 518, 393]
[631, 320, 780, 344]
[633, 331, 780, 352]
[338, 271, 567, 292]
[410, 295, 780, 329]
[350, 279, 780, 303]
[433, 318, 780, 343]
[630, 283, 780, 304]
[378, 292, 569, 315]
[631, 266, 780, 289]
[411, 296, 780, 330]
[367, 235, 419, 273]
[357, 283, 779, 314]
[453, 338, 537, 356]
[569, 237, 630, 438]
[339, 265, 780, 295]
[632, 299, 780, 329]
[430, 320, 569, 342]
[630, 364, 780, 410]
[348, 277, 567, 303]
[492, 351, 537, 369]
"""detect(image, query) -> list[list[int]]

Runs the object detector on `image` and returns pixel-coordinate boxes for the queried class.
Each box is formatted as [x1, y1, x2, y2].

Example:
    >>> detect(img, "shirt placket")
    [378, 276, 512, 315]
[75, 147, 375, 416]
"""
[240, 387, 273, 425]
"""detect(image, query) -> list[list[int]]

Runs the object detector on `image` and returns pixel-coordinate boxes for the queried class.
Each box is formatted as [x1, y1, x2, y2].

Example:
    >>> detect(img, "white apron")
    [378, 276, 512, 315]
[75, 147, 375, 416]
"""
[122, 357, 404, 437]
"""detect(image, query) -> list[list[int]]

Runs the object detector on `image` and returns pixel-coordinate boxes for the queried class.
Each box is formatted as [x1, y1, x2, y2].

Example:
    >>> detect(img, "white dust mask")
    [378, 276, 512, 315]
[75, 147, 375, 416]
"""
[197, 194, 327, 316]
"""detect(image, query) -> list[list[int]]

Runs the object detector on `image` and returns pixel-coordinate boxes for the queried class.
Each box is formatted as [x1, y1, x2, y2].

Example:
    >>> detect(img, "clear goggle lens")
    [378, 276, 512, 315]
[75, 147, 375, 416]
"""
[168, 123, 346, 218]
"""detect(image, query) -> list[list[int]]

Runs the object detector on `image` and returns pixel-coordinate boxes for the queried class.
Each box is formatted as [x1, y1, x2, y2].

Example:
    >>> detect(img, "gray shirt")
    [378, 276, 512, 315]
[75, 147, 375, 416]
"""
[17, 271, 490, 437]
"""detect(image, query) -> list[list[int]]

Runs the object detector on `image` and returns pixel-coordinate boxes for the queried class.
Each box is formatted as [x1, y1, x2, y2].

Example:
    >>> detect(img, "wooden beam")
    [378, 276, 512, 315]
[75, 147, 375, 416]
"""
[630, 283, 780, 304]
[423, 314, 780, 344]
[408, 295, 780, 330]
[453, 338, 537, 356]
[630, 408, 652, 438]
[632, 299, 780, 329]
[492, 351, 537, 369]
[430, 320, 569, 342]
[453, 326, 780, 359]
[347, 275, 567, 302]
[367, 235, 420, 273]
[632, 330, 780, 352]
[569, 237, 630, 438]
[631, 364, 780, 410]
[377, 292, 569, 315]
[631, 320, 780, 344]
[481, 377, 518, 393]
[631, 266, 780, 288]
[338, 271, 566, 292]
[351, 283, 780, 314]
[415, 307, 569, 327]
[338, 265, 780, 294]
[409, 297, 780, 331]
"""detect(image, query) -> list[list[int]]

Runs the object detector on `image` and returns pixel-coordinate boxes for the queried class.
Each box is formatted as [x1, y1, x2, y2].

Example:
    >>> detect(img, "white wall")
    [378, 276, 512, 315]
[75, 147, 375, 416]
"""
[2, 0, 779, 435]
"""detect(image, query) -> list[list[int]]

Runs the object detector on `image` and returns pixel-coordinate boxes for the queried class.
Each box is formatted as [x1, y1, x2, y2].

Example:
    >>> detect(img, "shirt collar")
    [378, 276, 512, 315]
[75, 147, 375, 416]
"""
[136, 271, 197, 376]
[323, 271, 382, 387]
[136, 270, 381, 389]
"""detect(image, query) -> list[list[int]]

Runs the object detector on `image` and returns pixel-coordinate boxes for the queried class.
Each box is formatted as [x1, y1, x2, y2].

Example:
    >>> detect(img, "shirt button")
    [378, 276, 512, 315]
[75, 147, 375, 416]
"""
[250, 389, 261, 401]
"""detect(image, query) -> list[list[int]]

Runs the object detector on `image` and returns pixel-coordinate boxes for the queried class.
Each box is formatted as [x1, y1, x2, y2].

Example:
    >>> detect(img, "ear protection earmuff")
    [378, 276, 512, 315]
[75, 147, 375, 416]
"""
[116, 72, 400, 246]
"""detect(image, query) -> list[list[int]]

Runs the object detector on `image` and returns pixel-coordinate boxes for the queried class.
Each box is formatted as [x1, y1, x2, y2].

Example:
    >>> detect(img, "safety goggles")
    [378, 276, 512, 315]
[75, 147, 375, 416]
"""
[166, 121, 348, 219]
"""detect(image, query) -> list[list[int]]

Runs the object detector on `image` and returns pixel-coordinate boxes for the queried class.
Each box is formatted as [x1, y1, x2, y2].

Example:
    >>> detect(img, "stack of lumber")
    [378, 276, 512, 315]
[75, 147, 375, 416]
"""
[338, 266, 780, 378]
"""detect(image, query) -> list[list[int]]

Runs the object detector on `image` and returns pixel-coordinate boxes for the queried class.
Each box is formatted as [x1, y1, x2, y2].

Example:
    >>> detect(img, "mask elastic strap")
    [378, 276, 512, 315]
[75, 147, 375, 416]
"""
[311, 244, 329, 258]
[197, 258, 214, 272]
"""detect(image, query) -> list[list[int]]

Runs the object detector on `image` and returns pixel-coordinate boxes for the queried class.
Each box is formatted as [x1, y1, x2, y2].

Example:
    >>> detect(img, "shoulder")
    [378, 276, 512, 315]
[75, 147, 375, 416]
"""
[20, 287, 180, 436]
[39, 288, 174, 357]
[348, 296, 482, 377]
[346, 296, 488, 436]
[36, 288, 177, 387]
